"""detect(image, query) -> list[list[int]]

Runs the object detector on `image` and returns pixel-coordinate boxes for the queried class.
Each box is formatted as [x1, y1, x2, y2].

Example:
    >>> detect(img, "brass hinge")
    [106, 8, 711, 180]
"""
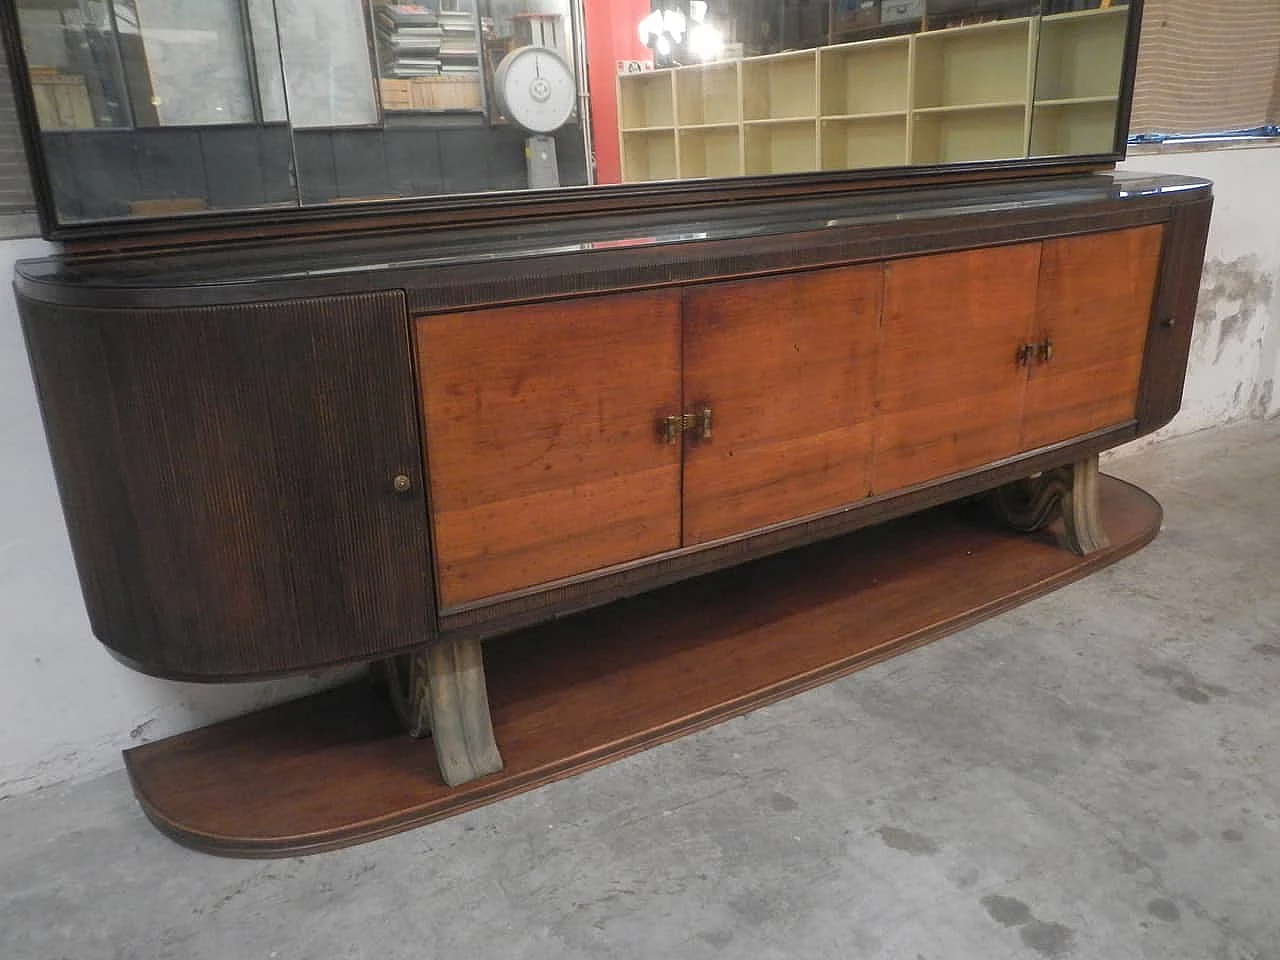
[660, 407, 713, 444]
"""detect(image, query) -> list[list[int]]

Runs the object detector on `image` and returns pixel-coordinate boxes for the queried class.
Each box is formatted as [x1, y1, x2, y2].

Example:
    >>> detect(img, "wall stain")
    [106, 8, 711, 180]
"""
[1250, 379, 1275, 418]
[877, 825, 939, 856]
[1254, 643, 1280, 658]
[1193, 256, 1275, 365]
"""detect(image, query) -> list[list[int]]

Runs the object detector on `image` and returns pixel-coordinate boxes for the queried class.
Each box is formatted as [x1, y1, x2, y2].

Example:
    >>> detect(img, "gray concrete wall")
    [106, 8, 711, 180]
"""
[0, 142, 1276, 798]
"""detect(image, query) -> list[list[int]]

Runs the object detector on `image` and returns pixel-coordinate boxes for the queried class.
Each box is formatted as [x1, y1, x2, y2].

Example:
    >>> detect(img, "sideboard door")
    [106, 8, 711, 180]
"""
[873, 243, 1042, 494]
[20, 291, 434, 679]
[680, 265, 882, 545]
[1020, 224, 1165, 450]
[417, 291, 682, 608]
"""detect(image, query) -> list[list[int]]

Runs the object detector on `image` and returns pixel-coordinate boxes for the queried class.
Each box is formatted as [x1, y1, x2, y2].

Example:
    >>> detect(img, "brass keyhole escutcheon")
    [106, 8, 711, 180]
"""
[392, 473, 412, 493]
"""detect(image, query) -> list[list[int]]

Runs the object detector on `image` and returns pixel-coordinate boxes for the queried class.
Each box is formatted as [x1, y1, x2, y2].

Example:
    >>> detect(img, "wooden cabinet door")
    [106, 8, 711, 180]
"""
[418, 291, 682, 607]
[20, 292, 433, 678]
[1021, 225, 1164, 450]
[682, 265, 882, 545]
[874, 243, 1041, 494]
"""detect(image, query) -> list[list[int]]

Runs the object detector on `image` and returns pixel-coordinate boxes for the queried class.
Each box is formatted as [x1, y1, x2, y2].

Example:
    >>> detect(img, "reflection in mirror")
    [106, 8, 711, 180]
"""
[7, 0, 1131, 226]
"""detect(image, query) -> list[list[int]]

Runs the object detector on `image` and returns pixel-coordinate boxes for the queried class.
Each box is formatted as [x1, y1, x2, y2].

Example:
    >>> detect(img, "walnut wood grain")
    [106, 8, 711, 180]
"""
[681, 265, 882, 544]
[1020, 224, 1164, 450]
[417, 292, 682, 607]
[873, 243, 1041, 494]
[19, 293, 433, 679]
[123, 475, 1161, 857]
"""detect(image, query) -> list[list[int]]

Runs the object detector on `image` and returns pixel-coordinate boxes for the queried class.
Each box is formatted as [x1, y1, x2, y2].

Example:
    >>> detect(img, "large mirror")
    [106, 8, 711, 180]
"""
[3, 0, 1135, 231]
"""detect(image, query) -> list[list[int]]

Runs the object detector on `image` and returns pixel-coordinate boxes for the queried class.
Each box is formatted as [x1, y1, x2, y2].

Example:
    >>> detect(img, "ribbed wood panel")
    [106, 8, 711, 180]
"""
[20, 292, 432, 679]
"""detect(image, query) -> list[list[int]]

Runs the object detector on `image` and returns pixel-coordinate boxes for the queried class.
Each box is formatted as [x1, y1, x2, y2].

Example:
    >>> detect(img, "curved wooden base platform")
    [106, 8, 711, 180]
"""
[125, 476, 1160, 857]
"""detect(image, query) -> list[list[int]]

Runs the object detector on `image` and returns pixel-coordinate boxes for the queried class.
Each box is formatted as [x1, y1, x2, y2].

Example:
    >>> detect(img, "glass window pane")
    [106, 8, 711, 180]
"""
[114, 0, 256, 126]
[17, 0, 130, 129]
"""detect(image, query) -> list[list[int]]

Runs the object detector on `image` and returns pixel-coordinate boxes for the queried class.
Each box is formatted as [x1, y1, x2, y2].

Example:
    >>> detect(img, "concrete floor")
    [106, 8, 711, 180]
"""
[2, 419, 1278, 960]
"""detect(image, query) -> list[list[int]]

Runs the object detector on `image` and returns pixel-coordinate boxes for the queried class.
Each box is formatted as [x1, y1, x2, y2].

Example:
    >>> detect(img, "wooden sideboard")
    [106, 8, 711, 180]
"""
[17, 170, 1212, 849]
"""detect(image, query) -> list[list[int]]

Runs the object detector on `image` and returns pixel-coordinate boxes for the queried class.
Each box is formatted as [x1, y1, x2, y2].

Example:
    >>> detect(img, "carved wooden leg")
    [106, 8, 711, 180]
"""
[1060, 453, 1109, 555]
[986, 454, 1108, 556]
[383, 638, 504, 787]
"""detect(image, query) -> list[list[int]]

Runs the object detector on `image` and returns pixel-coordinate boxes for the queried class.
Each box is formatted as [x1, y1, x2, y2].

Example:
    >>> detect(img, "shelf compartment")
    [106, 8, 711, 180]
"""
[818, 36, 911, 116]
[675, 62, 741, 126]
[912, 18, 1034, 109]
[1030, 99, 1120, 157]
[1035, 6, 1129, 102]
[910, 104, 1028, 164]
[744, 119, 818, 175]
[620, 129, 678, 182]
[742, 50, 818, 122]
[677, 125, 743, 179]
[618, 71, 676, 130]
[820, 114, 908, 169]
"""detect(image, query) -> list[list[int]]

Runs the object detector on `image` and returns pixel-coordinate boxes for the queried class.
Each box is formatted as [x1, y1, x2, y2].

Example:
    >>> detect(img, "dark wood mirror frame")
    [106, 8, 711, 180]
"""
[1, 0, 1144, 245]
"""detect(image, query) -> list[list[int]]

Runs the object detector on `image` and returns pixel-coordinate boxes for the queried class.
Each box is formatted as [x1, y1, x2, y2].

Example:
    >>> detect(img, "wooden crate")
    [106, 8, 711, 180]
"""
[380, 76, 482, 112]
[414, 76, 483, 111]
[379, 79, 413, 111]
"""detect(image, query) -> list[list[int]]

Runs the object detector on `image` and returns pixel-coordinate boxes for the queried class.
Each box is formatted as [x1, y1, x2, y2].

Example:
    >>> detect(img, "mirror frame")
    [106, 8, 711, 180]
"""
[0, 0, 1144, 245]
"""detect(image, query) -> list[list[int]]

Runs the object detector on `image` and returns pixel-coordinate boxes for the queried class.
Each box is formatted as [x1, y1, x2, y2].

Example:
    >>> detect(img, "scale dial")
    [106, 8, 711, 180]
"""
[493, 46, 576, 135]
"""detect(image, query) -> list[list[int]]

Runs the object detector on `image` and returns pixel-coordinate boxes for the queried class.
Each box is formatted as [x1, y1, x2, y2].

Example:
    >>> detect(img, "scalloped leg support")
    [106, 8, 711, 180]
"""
[425, 637, 504, 787]
[1062, 453, 1110, 555]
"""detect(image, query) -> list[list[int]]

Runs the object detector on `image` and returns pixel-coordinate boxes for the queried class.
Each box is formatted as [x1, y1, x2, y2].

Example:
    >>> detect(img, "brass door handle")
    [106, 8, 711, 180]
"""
[659, 407, 713, 444]
[1016, 339, 1054, 368]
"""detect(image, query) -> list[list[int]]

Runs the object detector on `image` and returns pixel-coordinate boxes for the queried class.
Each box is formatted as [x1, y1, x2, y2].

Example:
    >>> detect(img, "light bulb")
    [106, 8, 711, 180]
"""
[688, 23, 723, 61]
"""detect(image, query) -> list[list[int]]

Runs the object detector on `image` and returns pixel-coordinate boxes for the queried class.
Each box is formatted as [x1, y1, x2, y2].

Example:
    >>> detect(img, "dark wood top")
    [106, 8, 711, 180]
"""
[15, 171, 1211, 311]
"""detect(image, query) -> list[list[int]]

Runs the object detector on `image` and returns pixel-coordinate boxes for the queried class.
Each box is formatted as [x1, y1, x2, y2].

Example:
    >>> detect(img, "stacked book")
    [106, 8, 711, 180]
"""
[438, 9, 481, 77]
[376, 4, 445, 77]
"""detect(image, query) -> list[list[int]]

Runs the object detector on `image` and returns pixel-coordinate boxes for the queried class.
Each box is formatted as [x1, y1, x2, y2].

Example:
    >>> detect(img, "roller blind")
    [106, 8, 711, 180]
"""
[0, 42, 37, 217]
[1130, 0, 1280, 136]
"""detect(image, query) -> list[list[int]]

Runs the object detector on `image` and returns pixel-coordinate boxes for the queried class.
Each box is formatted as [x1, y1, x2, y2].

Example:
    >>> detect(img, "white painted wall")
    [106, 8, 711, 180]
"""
[1, 142, 1277, 797]
[1119, 142, 1280, 441]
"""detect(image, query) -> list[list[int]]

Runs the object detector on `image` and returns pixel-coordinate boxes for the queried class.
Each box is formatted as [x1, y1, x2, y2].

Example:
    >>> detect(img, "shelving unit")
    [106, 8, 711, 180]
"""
[1031, 6, 1128, 155]
[677, 125, 742, 179]
[912, 104, 1028, 163]
[742, 50, 818, 121]
[911, 18, 1032, 108]
[745, 119, 819, 175]
[617, 70, 675, 129]
[619, 7, 1126, 181]
[620, 129, 678, 182]
[821, 114, 909, 169]
[373, 2, 484, 114]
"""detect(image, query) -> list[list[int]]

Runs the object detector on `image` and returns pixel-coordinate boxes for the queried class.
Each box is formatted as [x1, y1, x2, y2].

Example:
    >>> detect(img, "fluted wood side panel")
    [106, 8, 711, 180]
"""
[20, 292, 432, 680]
